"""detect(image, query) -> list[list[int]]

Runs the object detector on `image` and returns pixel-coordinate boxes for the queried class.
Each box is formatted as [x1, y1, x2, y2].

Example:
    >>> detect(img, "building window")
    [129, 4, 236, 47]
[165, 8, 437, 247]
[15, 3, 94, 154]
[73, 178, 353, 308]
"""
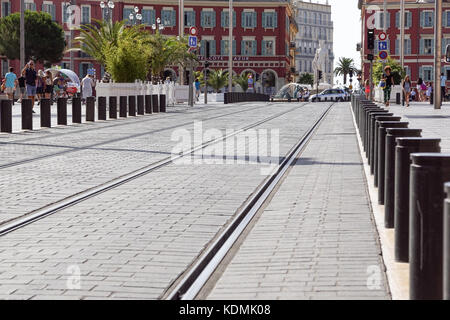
[81, 6, 90, 24]
[24, 1, 36, 11]
[161, 9, 176, 27]
[422, 11, 434, 28]
[241, 40, 256, 56]
[42, 3, 56, 20]
[242, 11, 256, 29]
[123, 8, 133, 24]
[421, 67, 433, 82]
[79, 62, 93, 79]
[221, 10, 236, 28]
[1, 1, 10, 17]
[420, 38, 434, 55]
[141, 9, 156, 26]
[220, 40, 236, 56]
[374, 11, 390, 29]
[446, 11, 450, 27]
[395, 38, 411, 55]
[62, 3, 71, 24]
[201, 11, 216, 28]
[262, 39, 275, 56]
[262, 12, 277, 28]
[184, 10, 195, 27]
[395, 11, 412, 28]
[200, 40, 216, 56]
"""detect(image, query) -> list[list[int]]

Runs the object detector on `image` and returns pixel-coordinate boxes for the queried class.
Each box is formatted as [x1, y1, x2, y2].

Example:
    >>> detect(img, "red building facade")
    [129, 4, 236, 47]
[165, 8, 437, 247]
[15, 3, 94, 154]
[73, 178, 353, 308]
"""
[0, 0, 297, 92]
[359, 0, 450, 86]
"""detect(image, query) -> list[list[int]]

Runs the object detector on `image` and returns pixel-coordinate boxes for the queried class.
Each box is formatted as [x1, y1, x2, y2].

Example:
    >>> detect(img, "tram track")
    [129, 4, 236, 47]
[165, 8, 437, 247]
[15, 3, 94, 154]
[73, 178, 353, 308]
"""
[164, 103, 334, 300]
[0, 102, 313, 235]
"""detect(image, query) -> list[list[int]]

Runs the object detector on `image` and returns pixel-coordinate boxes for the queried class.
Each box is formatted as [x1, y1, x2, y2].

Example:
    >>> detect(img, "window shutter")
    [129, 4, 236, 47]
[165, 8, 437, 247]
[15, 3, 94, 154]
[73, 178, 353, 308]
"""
[420, 11, 424, 27]
[419, 39, 424, 54]
[387, 12, 390, 28]
[262, 12, 267, 28]
[171, 10, 176, 26]
[210, 40, 216, 56]
[200, 40, 206, 56]
[443, 11, 447, 28]
[431, 39, 435, 55]
[192, 12, 196, 27]
[395, 12, 399, 28]
[212, 11, 216, 27]
[252, 12, 257, 28]
[261, 40, 266, 56]
[273, 13, 278, 28]
[151, 10, 156, 25]
[221, 11, 225, 28]
[395, 39, 399, 56]
[407, 39, 411, 54]
[419, 67, 423, 80]
[233, 11, 236, 27]
[241, 12, 245, 28]
[241, 40, 245, 55]
[375, 11, 381, 29]
[201, 11, 205, 27]
[407, 12, 412, 28]
[220, 40, 224, 55]
[252, 41, 257, 56]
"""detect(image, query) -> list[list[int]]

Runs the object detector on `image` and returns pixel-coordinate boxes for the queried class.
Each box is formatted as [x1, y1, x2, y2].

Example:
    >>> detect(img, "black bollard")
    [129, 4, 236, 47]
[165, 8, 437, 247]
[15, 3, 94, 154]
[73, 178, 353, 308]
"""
[362, 106, 380, 150]
[369, 112, 394, 166]
[98, 97, 107, 120]
[372, 116, 401, 177]
[444, 182, 450, 300]
[21, 99, 33, 131]
[152, 95, 159, 113]
[366, 110, 390, 161]
[396, 92, 401, 105]
[0, 99, 12, 133]
[410, 153, 450, 300]
[394, 138, 441, 263]
[57, 98, 67, 125]
[160, 94, 166, 112]
[72, 97, 82, 124]
[109, 96, 117, 119]
[384, 128, 422, 229]
[86, 97, 95, 122]
[377, 121, 409, 205]
[145, 95, 152, 114]
[119, 96, 127, 118]
[137, 95, 144, 115]
[40, 98, 51, 128]
[128, 96, 136, 116]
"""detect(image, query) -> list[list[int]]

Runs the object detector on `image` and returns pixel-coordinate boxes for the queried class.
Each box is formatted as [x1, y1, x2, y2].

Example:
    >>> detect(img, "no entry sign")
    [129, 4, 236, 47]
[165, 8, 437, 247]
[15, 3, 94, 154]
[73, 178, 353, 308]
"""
[378, 32, 387, 41]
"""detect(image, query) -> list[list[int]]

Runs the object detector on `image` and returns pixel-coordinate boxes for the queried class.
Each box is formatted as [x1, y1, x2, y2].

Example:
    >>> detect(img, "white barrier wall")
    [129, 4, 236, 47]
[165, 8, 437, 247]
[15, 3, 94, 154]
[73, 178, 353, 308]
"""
[95, 81, 178, 105]
[374, 86, 403, 103]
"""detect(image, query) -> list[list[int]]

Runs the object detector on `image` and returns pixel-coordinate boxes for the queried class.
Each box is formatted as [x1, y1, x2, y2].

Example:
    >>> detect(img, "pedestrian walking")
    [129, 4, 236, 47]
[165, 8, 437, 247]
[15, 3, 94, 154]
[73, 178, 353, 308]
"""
[21, 60, 38, 112]
[17, 72, 26, 103]
[364, 79, 370, 100]
[36, 70, 45, 105]
[4, 67, 17, 103]
[426, 82, 432, 101]
[402, 75, 412, 107]
[441, 72, 447, 101]
[382, 66, 394, 107]
[81, 74, 94, 103]
[296, 89, 302, 102]
[194, 78, 201, 102]
[417, 78, 424, 102]
[411, 88, 416, 101]
[44, 71, 53, 99]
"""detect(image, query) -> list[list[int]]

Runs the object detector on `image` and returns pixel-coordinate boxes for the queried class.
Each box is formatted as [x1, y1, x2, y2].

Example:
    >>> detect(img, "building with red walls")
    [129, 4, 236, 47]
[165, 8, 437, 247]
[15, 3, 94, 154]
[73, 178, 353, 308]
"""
[0, 0, 298, 93]
[359, 0, 450, 88]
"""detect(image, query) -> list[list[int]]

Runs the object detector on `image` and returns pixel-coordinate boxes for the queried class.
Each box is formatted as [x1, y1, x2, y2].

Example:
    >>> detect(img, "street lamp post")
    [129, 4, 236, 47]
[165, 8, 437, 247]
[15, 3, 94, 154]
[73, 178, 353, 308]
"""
[20, 0, 25, 69]
[152, 18, 165, 34]
[228, 0, 233, 93]
[100, 0, 115, 21]
[400, 0, 405, 69]
[129, 6, 142, 26]
[434, 0, 443, 109]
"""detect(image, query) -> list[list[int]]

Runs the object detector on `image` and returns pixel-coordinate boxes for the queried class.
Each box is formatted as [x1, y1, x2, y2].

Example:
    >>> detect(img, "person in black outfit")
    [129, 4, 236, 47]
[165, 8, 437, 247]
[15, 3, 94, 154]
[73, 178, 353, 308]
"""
[17, 73, 26, 103]
[383, 66, 394, 107]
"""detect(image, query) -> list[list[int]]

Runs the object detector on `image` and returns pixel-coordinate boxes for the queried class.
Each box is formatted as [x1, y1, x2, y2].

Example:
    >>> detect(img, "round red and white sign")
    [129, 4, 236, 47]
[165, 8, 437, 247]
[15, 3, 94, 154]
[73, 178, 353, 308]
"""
[378, 32, 387, 41]
[189, 27, 198, 36]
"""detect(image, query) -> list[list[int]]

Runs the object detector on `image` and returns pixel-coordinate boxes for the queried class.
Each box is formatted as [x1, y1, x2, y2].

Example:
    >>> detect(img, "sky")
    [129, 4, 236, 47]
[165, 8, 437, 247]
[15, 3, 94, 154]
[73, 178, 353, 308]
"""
[327, 0, 362, 83]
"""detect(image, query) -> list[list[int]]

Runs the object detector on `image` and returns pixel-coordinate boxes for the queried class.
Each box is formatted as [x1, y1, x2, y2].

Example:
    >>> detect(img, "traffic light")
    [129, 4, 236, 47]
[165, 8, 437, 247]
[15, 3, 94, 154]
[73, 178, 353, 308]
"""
[367, 29, 375, 50]
[367, 53, 374, 61]
[318, 70, 323, 80]
[349, 68, 354, 78]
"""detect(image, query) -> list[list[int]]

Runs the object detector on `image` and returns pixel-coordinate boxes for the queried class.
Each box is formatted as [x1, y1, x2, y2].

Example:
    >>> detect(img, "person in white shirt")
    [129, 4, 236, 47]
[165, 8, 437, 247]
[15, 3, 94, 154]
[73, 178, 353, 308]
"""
[81, 74, 95, 103]
[441, 73, 447, 101]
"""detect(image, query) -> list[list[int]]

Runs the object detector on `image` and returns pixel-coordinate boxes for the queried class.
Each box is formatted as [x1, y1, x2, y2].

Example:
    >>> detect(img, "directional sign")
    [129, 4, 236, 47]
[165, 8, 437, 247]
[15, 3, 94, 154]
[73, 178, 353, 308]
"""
[188, 36, 197, 48]
[189, 27, 198, 36]
[378, 50, 388, 60]
[378, 32, 387, 41]
[378, 41, 388, 51]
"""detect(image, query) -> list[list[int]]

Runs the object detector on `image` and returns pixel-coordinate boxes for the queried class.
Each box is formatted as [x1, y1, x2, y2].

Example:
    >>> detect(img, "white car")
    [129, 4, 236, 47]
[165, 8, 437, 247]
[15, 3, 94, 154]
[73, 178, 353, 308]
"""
[310, 89, 347, 102]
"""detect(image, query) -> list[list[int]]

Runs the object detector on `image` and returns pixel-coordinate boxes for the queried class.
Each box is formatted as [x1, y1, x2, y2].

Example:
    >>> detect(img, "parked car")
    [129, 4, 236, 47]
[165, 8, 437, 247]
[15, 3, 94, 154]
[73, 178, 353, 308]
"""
[310, 89, 347, 102]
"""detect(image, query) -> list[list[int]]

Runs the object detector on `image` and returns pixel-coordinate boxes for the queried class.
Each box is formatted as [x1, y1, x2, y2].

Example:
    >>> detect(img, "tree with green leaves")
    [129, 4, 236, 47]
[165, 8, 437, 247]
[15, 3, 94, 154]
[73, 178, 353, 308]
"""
[233, 73, 250, 92]
[298, 73, 314, 86]
[372, 57, 405, 86]
[207, 69, 228, 93]
[334, 57, 356, 85]
[0, 11, 65, 64]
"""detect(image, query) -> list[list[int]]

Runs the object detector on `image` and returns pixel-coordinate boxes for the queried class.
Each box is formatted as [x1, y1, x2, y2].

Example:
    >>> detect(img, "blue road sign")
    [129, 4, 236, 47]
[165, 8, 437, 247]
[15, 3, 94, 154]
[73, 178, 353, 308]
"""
[378, 41, 388, 51]
[379, 50, 388, 60]
[188, 36, 197, 48]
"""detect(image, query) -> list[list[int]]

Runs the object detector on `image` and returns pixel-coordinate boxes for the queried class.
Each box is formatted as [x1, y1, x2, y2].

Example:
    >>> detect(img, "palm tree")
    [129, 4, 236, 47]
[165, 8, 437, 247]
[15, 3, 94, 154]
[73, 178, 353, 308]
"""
[233, 73, 249, 92]
[208, 69, 228, 93]
[334, 57, 355, 85]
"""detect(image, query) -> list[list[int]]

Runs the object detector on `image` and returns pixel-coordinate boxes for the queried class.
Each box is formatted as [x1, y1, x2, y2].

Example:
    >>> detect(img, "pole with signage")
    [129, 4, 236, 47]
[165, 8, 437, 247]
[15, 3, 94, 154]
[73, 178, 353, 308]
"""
[188, 27, 197, 107]
[434, 0, 443, 109]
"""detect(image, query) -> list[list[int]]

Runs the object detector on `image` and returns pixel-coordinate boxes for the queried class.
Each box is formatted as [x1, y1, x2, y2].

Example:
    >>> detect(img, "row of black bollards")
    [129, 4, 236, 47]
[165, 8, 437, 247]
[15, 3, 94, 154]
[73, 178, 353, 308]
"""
[352, 94, 450, 300]
[0, 94, 166, 133]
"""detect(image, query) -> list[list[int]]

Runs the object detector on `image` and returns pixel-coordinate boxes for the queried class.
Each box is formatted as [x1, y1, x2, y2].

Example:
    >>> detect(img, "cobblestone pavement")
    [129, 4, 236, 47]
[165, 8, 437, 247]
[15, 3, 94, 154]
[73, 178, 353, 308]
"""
[381, 102, 450, 151]
[0, 102, 331, 299]
[208, 103, 391, 300]
[0, 102, 312, 224]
